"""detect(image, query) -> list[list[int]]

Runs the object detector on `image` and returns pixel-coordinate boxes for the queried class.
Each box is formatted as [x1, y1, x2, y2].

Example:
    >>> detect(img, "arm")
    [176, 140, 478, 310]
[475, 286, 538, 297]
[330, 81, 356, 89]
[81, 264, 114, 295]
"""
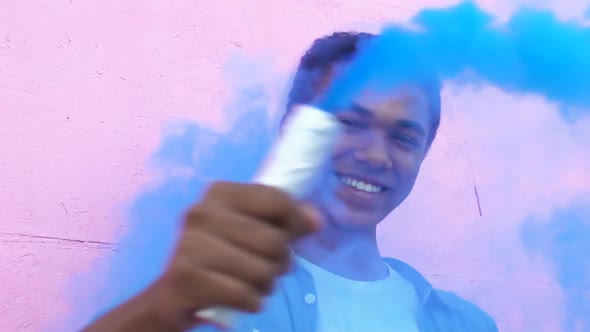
[81, 182, 317, 332]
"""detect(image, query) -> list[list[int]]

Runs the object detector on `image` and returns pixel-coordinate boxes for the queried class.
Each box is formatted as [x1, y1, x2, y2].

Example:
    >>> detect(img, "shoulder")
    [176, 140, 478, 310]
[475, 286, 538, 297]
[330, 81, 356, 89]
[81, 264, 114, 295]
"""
[382, 257, 497, 332]
[434, 289, 498, 332]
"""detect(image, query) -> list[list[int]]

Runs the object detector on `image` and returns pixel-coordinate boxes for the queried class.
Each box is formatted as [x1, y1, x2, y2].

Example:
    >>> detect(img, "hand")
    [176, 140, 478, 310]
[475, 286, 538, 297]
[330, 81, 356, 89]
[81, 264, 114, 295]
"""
[145, 181, 319, 330]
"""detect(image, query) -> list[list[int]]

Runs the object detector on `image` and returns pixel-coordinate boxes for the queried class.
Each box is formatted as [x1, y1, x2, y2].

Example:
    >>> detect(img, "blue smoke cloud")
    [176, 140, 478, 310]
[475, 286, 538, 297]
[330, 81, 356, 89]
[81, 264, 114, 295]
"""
[70, 2, 590, 331]
[521, 201, 590, 331]
[323, 1, 590, 117]
[62, 69, 275, 329]
[99, 112, 272, 309]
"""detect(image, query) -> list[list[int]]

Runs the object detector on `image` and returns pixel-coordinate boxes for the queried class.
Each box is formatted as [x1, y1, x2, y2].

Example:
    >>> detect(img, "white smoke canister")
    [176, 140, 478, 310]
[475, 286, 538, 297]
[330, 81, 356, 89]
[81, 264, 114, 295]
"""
[194, 104, 342, 328]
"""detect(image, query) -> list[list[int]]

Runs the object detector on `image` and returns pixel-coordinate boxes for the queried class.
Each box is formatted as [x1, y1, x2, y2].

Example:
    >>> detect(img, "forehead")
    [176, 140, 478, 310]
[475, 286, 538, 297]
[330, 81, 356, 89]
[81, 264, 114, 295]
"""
[316, 64, 432, 124]
[350, 85, 432, 128]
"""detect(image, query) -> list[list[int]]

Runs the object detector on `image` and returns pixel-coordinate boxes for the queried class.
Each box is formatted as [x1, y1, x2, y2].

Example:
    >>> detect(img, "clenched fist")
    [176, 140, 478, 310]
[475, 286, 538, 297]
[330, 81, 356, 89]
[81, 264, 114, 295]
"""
[84, 181, 319, 332]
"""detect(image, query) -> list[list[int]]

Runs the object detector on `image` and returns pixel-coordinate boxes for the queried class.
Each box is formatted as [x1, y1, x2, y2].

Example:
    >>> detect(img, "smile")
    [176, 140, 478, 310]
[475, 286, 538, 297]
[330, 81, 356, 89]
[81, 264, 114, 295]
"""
[337, 175, 385, 193]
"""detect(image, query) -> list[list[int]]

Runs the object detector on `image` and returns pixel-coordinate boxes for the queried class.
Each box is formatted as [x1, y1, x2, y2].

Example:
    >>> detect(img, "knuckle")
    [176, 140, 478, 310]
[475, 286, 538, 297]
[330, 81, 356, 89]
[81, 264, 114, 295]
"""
[206, 181, 239, 199]
[251, 260, 282, 284]
[226, 281, 262, 313]
[261, 231, 289, 257]
[268, 230, 289, 248]
[164, 264, 195, 290]
[207, 180, 229, 193]
[278, 258, 292, 275]
[184, 204, 214, 227]
[258, 278, 276, 295]
[253, 184, 291, 205]
[244, 295, 263, 313]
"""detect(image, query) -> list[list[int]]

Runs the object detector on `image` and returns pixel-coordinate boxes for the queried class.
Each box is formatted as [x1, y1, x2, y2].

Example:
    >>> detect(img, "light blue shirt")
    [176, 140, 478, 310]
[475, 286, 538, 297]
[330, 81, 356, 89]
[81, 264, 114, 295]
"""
[195, 257, 498, 332]
[296, 255, 420, 332]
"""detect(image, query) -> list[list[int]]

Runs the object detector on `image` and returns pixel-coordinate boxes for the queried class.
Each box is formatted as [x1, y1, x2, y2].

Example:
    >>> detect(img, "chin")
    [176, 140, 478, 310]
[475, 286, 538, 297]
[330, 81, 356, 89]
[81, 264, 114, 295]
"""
[319, 197, 387, 230]
[310, 175, 398, 229]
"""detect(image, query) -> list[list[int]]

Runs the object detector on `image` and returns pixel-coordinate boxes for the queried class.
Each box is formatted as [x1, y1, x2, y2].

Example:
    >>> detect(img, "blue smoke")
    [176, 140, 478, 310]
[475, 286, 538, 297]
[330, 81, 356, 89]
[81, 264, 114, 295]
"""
[71, 2, 590, 331]
[521, 201, 590, 331]
[64, 74, 274, 328]
[99, 111, 272, 309]
[323, 1, 590, 118]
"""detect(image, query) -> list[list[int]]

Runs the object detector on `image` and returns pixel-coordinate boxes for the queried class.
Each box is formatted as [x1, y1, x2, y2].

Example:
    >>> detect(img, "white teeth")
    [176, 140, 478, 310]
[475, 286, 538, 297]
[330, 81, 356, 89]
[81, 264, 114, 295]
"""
[339, 176, 383, 193]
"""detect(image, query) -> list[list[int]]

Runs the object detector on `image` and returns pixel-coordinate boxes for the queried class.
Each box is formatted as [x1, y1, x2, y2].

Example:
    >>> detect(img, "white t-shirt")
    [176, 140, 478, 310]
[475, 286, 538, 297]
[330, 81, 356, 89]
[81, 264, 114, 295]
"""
[295, 256, 420, 332]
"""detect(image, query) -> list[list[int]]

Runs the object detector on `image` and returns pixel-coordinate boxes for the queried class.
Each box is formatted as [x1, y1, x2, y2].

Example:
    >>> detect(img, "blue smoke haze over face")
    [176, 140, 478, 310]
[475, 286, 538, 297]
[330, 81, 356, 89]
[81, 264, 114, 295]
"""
[71, 2, 590, 331]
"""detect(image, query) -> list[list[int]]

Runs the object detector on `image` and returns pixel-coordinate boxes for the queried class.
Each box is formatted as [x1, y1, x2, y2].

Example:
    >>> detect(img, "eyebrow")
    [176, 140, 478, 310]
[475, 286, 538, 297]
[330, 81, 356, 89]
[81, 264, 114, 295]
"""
[396, 119, 426, 137]
[349, 103, 373, 116]
[350, 103, 427, 137]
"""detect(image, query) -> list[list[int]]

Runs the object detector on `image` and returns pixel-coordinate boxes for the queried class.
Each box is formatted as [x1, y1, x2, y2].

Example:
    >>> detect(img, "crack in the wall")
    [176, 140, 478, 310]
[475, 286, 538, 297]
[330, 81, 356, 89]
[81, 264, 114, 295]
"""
[61, 202, 70, 215]
[474, 184, 483, 216]
[426, 273, 590, 292]
[462, 136, 484, 218]
[0, 231, 119, 251]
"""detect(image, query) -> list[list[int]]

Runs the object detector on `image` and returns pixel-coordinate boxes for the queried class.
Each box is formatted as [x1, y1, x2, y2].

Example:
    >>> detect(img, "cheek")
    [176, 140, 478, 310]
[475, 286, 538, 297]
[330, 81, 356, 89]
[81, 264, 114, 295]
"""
[389, 150, 423, 185]
[396, 156, 422, 178]
[397, 163, 422, 195]
[330, 135, 356, 162]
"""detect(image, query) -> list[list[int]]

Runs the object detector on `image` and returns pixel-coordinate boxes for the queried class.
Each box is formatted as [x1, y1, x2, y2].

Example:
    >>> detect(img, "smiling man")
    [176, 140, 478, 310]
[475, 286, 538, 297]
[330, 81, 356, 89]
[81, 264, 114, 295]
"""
[231, 32, 497, 332]
[84, 32, 497, 332]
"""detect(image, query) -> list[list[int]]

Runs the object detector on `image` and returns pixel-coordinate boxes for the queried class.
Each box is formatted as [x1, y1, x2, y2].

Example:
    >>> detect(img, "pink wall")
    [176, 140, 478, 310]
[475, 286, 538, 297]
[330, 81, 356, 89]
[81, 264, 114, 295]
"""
[1, 1, 589, 331]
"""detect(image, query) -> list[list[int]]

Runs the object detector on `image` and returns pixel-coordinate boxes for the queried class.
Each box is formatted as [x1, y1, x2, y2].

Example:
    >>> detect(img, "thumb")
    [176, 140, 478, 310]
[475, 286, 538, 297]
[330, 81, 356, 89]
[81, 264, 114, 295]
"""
[286, 203, 322, 240]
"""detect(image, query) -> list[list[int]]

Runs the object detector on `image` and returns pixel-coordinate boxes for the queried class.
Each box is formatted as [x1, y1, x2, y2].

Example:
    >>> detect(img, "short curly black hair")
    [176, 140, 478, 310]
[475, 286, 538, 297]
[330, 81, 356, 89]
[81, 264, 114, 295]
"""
[284, 31, 441, 148]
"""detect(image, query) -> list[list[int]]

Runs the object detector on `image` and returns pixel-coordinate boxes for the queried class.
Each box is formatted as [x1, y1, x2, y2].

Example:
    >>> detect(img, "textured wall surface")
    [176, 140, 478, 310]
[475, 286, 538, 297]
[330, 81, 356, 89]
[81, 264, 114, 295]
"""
[1, 1, 589, 331]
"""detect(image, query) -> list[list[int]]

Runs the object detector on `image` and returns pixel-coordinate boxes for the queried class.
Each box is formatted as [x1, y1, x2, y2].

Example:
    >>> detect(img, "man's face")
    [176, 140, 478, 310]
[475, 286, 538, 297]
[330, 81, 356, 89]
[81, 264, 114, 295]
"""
[311, 86, 433, 229]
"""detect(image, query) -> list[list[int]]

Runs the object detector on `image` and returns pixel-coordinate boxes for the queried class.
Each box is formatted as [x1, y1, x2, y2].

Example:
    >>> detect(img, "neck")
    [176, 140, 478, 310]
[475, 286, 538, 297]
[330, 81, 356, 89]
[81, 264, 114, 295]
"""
[293, 218, 387, 281]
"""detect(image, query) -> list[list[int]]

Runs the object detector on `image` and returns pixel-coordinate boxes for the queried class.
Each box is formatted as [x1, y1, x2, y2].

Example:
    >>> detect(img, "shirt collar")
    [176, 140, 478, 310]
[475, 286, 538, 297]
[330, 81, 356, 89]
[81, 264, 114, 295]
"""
[289, 251, 436, 304]
[382, 257, 436, 304]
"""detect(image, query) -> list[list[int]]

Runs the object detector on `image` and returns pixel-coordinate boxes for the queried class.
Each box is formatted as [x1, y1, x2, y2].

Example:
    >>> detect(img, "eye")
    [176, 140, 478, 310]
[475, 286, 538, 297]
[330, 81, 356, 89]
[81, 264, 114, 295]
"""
[339, 117, 367, 130]
[392, 134, 418, 147]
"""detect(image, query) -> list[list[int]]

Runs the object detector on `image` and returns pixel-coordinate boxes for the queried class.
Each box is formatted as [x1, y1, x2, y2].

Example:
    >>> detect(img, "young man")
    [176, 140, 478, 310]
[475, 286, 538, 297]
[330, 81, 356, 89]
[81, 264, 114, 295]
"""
[84, 32, 497, 332]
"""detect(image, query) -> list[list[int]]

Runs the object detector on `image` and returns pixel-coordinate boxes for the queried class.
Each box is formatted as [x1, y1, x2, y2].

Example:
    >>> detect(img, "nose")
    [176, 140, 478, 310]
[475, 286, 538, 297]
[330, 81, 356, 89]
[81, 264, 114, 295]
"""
[353, 130, 392, 169]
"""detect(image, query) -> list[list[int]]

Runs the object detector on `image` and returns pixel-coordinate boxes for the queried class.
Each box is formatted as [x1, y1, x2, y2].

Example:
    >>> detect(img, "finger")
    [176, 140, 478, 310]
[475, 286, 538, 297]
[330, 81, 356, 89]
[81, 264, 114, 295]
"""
[186, 269, 263, 314]
[193, 207, 291, 264]
[291, 203, 322, 238]
[204, 182, 298, 229]
[186, 230, 284, 294]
